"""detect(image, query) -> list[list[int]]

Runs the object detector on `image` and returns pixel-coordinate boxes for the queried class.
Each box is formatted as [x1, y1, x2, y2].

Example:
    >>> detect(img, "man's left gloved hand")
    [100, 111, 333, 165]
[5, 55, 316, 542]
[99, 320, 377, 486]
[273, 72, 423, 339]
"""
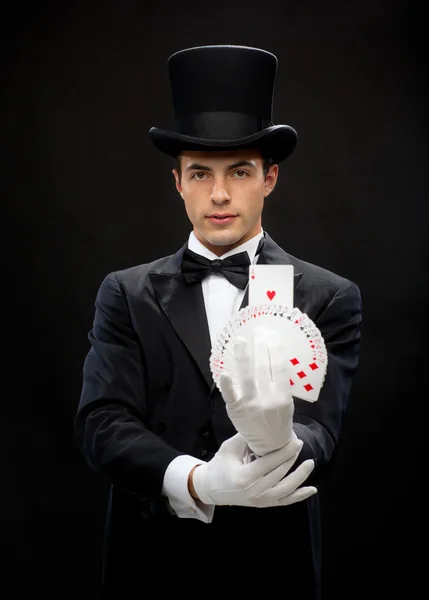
[219, 327, 296, 456]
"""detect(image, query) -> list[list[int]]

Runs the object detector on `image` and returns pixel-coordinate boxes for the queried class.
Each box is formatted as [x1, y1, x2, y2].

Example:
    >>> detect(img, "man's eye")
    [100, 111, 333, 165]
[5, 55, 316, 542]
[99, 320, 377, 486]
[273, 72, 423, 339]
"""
[234, 170, 248, 178]
[192, 172, 207, 179]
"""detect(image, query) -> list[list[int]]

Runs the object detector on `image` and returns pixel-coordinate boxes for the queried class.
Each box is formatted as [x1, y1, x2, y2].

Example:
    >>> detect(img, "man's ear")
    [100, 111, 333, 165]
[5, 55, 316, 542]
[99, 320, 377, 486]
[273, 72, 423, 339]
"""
[172, 168, 182, 195]
[263, 164, 279, 197]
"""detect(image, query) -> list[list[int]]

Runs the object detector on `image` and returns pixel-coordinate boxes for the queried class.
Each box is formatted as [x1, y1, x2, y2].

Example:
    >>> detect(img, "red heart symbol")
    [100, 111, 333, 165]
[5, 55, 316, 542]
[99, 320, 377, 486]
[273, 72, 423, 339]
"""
[267, 290, 276, 300]
[251, 275, 255, 279]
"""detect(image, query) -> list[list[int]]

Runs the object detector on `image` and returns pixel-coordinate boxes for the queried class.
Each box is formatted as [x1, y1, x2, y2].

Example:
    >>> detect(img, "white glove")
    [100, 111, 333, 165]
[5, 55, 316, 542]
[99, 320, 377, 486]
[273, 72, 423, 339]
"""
[192, 432, 316, 507]
[219, 327, 295, 456]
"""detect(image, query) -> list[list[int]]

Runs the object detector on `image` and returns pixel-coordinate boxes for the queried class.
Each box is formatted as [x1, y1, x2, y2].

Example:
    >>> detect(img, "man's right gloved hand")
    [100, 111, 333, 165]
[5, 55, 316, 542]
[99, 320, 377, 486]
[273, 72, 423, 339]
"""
[191, 432, 316, 508]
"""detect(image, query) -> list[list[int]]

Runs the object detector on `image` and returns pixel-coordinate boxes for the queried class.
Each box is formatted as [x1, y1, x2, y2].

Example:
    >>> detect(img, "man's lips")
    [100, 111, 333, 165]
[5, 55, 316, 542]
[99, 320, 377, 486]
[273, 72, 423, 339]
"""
[207, 214, 237, 224]
[207, 214, 237, 218]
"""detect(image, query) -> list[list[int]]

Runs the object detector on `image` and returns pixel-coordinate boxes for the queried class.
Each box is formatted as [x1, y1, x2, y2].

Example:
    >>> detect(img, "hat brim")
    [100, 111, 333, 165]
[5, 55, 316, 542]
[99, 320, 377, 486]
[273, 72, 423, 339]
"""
[148, 124, 297, 164]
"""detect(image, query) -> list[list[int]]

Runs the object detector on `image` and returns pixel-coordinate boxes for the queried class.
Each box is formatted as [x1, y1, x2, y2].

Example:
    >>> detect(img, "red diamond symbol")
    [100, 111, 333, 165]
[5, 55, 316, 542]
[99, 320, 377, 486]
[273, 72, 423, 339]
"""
[304, 383, 314, 391]
[290, 358, 299, 365]
[289, 379, 295, 386]
[297, 371, 306, 379]
[309, 363, 318, 370]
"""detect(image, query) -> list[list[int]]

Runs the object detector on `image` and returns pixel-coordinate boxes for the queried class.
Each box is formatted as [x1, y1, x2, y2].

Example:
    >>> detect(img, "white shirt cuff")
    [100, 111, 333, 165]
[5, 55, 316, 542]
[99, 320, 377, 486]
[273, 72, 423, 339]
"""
[162, 455, 215, 524]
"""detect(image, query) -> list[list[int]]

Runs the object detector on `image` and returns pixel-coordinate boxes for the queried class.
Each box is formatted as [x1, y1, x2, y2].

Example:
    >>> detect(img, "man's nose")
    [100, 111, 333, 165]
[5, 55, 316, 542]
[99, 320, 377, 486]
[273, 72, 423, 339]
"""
[211, 180, 231, 204]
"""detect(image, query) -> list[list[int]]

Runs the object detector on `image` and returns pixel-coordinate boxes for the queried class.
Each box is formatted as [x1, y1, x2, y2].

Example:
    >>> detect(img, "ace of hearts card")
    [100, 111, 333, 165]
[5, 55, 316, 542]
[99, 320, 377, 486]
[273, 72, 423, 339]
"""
[249, 264, 294, 308]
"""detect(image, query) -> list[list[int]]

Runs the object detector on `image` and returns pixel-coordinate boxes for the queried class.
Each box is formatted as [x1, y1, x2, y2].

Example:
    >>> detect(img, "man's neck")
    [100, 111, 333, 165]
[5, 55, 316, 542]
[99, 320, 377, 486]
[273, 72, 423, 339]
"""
[193, 229, 262, 257]
[188, 229, 264, 262]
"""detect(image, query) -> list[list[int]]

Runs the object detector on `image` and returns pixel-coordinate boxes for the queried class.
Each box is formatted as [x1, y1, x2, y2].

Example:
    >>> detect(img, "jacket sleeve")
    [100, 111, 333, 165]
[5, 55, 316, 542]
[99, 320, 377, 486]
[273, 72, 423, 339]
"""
[74, 271, 184, 500]
[292, 280, 363, 483]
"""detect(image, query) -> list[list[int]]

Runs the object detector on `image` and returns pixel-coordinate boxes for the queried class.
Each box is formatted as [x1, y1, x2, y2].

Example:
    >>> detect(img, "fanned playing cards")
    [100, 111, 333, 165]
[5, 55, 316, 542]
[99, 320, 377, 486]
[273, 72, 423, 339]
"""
[209, 263, 328, 402]
[210, 304, 328, 402]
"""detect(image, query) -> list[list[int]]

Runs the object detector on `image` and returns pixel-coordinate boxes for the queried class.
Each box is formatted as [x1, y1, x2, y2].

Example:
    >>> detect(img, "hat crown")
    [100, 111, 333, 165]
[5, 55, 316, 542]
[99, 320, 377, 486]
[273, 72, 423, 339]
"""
[148, 44, 297, 164]
[168, 45, 277, 122]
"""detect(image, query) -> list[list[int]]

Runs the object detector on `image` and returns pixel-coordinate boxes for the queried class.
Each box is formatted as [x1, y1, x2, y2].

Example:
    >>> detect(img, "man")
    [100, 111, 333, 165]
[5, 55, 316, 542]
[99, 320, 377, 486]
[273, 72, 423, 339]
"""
[75, 45, 362, 599]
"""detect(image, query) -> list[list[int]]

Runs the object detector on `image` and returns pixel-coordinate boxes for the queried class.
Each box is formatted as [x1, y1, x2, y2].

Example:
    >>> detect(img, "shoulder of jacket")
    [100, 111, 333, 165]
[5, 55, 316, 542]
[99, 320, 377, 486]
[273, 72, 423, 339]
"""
[286, 251, 359, 295]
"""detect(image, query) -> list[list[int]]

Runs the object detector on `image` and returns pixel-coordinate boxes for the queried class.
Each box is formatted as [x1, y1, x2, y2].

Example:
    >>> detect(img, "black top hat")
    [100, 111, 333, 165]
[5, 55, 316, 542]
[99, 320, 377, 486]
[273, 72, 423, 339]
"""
[148, 45, 297, 164]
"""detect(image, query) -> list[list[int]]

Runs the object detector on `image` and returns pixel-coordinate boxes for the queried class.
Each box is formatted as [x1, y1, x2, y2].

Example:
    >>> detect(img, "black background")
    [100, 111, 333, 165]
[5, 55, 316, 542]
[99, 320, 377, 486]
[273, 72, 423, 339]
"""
[2, 1, 427, 598]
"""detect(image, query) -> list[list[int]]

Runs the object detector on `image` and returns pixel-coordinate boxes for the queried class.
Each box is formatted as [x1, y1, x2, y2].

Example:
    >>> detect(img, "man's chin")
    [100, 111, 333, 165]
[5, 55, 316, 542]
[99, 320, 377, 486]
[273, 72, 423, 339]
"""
[201, 229, 242, 247]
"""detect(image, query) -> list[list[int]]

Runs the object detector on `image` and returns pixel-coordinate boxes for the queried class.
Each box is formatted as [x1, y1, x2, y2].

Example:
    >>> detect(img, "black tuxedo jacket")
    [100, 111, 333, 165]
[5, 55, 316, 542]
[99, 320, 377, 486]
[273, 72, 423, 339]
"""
[75, 232, 362, 599]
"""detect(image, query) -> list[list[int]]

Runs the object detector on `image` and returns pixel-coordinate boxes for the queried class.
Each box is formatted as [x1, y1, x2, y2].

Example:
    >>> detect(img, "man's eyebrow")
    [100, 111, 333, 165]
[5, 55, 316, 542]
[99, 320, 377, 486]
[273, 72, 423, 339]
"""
[227, 160, 257, 171]
[185, 160, 257, 172]
[185, 162, 212, 172]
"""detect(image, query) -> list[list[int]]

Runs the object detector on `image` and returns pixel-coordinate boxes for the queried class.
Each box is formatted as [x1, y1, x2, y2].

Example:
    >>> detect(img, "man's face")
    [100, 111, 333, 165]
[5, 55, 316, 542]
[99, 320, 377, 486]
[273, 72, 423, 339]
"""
[172, 149, 278, 256]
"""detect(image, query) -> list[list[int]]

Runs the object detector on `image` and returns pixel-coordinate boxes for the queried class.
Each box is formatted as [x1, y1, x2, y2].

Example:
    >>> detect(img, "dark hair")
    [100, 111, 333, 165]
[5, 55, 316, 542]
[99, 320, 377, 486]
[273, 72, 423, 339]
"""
[175, 155, 274, 181]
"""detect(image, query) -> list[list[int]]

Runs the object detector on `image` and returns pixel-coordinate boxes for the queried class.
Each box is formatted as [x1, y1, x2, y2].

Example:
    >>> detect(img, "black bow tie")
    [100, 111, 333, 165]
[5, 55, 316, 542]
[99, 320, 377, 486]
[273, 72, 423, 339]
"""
[181, 235, 265, 290]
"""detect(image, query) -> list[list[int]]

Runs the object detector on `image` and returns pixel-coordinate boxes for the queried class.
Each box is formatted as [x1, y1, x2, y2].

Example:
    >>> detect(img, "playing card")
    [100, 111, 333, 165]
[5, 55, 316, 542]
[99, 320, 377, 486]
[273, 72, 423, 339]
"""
[210, 331, 235, 370]
[279, 322, 327, 401]
[249, 264, 294, 307]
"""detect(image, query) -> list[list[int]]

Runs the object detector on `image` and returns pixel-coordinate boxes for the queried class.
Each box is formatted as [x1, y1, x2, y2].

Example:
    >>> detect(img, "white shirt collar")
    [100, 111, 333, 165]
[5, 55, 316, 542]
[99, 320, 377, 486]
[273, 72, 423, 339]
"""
[188, 228, 264, 263]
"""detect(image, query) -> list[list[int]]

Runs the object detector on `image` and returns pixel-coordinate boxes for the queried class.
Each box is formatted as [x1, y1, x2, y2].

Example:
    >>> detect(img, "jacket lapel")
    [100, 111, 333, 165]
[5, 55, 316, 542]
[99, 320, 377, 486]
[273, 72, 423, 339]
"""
[149, 244, 213, 389]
